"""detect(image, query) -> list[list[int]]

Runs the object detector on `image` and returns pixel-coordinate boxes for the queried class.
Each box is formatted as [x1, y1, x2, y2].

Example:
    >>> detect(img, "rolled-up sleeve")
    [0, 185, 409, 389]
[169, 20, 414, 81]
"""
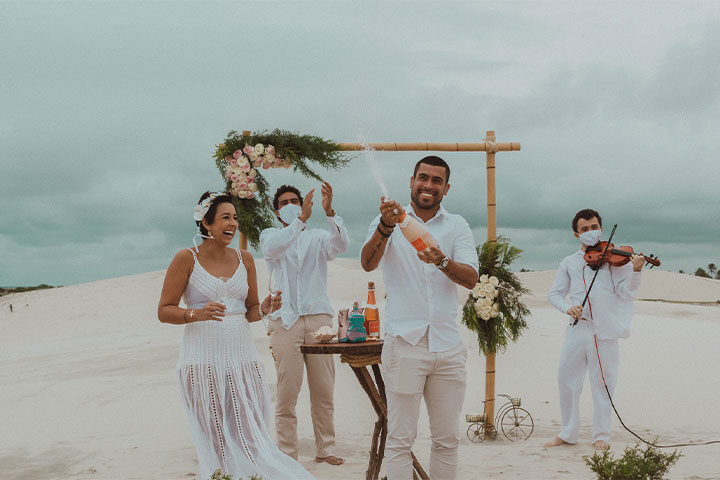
[324, 215, 350, 260]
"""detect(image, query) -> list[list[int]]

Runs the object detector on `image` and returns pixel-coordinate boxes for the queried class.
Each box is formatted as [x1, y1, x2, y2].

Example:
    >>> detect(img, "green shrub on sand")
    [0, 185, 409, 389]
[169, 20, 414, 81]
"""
[586, 443, 681, 480]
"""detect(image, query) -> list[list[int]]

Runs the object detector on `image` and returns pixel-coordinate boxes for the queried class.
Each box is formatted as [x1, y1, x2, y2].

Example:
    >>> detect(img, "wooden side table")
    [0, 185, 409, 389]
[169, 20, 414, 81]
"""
[301, 341, 429, 480]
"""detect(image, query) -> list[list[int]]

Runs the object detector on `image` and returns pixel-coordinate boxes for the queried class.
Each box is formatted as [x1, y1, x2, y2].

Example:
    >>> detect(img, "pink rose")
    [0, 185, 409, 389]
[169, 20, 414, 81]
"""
[266, 145, 275, 155]
[242, 163, 251, 173]
[246, 191, 255, 199]
[225, 170, 232, 179]
[233, 150, 242, 160]
[230, 174, 239, 182]
[229, 158, 238, 167]
[243, 145, 254, 155]
[261, 161, 270, 169]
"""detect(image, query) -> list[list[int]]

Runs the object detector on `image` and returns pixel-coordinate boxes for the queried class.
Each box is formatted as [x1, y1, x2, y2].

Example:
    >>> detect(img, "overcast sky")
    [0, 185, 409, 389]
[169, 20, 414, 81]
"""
[2, 1, 719, 286]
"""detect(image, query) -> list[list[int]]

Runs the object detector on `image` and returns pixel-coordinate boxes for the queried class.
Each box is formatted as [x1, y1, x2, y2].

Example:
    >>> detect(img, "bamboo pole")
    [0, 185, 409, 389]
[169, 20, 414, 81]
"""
[237, 130, 251, 250]
[338, 142, 520, 152]
[484, 130, 497, 438]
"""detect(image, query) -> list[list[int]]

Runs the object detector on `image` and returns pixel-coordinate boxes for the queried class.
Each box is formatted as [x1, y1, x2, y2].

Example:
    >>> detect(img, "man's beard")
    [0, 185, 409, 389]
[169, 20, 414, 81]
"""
[411, 189, 442, 210]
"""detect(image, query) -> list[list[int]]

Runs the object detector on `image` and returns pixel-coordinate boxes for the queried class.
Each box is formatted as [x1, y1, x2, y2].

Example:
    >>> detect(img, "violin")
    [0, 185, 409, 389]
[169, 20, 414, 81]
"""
[584, 241, 661, 270]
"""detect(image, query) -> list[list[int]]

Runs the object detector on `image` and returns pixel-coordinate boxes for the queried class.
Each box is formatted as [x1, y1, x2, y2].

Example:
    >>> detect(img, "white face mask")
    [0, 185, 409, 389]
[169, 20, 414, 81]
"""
[578, 229, 602, 246]
[278, 204, 302, 225]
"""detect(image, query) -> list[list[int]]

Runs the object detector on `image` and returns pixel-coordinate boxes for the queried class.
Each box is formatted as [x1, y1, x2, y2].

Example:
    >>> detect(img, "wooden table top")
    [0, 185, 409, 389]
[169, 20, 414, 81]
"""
[300, 340, 384, 355]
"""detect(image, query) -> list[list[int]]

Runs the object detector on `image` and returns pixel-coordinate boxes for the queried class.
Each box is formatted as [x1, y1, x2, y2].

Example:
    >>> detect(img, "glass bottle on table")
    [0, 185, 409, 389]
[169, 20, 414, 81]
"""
[364, 282, 380, 340]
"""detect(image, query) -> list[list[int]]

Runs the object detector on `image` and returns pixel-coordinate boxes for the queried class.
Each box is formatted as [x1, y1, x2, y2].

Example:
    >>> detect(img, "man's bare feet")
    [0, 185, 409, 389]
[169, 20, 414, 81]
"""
[315, 455, 345, 466]
[544, 436, 570, 448]
[594, 440, 610, 451]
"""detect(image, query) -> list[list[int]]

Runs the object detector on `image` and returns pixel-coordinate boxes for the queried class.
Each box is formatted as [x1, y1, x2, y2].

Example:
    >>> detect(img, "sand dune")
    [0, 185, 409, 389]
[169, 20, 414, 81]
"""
[1, 260, 719, 479]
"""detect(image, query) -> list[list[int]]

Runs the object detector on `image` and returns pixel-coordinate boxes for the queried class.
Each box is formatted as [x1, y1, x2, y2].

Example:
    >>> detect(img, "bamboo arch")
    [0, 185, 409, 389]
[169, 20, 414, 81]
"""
[237, 129, 521, 438]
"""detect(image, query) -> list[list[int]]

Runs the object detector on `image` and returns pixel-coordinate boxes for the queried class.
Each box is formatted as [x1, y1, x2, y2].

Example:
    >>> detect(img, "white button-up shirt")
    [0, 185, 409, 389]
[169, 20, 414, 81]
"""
[261, 215, 350, 330]
[547, 250, 642, 340]
[365, 204, 478, 352]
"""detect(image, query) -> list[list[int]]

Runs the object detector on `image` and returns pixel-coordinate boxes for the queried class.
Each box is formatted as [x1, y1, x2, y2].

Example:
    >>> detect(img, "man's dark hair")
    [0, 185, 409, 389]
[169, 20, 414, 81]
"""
[196, 191, 234, 236]
[413, 155, 450, 183]
[273, 185, 303, 211]
[572, 208, 602, 233]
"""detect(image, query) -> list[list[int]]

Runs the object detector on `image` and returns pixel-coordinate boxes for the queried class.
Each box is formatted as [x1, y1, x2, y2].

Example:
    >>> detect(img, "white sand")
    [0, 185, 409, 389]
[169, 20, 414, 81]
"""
[1, 260, 719, 479]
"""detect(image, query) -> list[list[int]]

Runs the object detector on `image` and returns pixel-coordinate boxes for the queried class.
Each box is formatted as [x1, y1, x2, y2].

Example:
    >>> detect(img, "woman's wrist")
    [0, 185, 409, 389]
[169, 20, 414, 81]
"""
[184, 309, 195, 323]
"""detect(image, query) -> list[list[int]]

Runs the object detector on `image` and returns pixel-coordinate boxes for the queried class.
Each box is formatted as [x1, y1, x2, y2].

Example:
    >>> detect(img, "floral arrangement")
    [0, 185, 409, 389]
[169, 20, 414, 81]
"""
[462, 236, 531, 355]
[471, 274, 500, 321]
[222, 143, 291, 200]
[213, 129, 349, 247]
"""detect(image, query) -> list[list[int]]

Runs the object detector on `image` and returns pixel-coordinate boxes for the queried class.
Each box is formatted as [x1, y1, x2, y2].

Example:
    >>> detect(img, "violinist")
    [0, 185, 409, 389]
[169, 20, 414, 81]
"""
[544, 208, 644, 451]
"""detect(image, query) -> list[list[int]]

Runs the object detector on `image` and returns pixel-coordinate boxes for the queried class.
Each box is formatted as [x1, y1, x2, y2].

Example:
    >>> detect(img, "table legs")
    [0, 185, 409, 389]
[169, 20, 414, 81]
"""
[351, 365, 429, 480]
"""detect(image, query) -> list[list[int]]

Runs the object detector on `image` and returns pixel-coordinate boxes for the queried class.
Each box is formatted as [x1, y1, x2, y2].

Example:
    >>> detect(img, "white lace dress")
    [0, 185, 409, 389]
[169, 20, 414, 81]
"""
[178, 249, 313, 480]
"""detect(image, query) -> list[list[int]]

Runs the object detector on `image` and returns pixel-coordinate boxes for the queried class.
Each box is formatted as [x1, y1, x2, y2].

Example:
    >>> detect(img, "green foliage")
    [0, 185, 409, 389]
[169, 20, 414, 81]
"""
[213, 129, 349, 248]
[0, 284, 55, 297]
[208, 469, 264, 480]
[586, 443, 681, 480]
[461, 236, 531, 355]
[694, 267, 711, 278]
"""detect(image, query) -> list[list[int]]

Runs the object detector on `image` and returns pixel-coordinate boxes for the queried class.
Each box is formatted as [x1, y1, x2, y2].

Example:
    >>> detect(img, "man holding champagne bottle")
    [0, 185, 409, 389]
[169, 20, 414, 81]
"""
[361, 156, 479, 480]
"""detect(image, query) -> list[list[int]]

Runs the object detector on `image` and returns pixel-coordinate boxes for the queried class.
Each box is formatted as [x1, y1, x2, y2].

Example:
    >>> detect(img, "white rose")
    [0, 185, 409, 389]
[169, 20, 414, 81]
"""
[474, 299, 484, 310]
[493, 289, 499, 298]
[237, 190, 248, 199]
[490, 310, 499, 318]
[480, 311, 491, 321]
[248, 168, 257, 178]
[479, 274, 489, 284]
[492, 302, 499, 311]
[489, 276, 499, 286]
[264, 153, 276, 164]
[254, 143, 265, 155]
[238, 156, 249, 166]
[482, 283, 496, 296]
[471, 283, 483, 298]
[482, 297, 493, 308]
[248, 182, 259, 192]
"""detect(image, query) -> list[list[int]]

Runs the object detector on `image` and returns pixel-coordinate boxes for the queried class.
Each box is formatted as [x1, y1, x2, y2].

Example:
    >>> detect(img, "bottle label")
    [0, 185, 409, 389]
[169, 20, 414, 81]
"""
[411, 237, 428, 251]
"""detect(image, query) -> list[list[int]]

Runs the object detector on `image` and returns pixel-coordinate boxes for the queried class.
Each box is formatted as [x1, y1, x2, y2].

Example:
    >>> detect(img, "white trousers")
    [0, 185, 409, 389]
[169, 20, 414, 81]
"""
[381, 334, 467, 480]
[557, 321, 619, 444]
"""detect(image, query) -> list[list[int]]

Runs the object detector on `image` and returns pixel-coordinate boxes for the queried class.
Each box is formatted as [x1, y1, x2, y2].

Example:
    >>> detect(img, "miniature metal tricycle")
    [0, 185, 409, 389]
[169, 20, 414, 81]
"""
[466, 393, 534, 442]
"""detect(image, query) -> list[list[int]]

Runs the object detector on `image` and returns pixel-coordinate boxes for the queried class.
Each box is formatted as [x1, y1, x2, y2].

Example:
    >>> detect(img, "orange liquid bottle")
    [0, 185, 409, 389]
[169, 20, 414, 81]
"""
[397, 213, 438, 252]
[364, 281, 380, 339]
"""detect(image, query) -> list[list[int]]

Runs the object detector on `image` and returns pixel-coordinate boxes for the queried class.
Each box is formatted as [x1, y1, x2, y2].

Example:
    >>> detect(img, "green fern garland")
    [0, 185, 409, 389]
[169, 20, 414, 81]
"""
[461, 236, 531, 355]
[213, 129, 349, 247]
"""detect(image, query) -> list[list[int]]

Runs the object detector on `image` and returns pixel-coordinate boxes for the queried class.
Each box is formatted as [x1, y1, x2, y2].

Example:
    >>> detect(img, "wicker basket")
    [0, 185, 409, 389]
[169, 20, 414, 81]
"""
[511, 397, 522, 407]
[466, 413, 488, 423]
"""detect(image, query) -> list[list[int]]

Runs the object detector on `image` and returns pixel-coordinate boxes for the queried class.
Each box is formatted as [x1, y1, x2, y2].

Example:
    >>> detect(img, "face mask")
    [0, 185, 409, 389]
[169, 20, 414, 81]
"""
[578, 229, 602, 246]
[278, 204, 302, 225]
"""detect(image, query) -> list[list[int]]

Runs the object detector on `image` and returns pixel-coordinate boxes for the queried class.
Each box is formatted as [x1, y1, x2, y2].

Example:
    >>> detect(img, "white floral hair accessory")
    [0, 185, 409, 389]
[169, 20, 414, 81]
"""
[193, 191, 226, 221]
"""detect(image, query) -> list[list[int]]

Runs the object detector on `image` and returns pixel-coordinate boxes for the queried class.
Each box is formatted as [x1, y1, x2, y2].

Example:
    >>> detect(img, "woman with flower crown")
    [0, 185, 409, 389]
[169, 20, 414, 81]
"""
[158, 191, 314, 479]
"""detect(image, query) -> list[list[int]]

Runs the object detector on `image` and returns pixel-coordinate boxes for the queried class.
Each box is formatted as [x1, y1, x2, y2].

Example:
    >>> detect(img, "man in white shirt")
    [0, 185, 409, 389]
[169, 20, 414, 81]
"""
[545, 208, 644, 451]
[361, 156, 479, 480]
[260, 181, 349, 466]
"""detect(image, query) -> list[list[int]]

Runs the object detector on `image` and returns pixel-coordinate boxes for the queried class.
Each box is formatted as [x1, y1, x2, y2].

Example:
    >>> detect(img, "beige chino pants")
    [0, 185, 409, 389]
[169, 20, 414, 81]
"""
[269, 313, 336, 460]
[381, 333, 467, 480]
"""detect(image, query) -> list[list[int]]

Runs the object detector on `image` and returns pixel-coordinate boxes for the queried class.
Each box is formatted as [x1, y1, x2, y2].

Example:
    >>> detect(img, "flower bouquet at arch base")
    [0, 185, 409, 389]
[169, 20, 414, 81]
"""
[461, 236, 531, 356]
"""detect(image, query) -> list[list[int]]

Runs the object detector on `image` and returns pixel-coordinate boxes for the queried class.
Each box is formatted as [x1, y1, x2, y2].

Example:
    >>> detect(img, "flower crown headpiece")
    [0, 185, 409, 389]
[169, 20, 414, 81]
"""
[193, 191, 226, 222]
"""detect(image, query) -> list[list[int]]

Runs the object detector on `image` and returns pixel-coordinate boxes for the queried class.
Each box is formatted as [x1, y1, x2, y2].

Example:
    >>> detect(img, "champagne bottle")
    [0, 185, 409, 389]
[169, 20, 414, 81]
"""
[364, 282, 380, 339]
[397, 213, 438, 252]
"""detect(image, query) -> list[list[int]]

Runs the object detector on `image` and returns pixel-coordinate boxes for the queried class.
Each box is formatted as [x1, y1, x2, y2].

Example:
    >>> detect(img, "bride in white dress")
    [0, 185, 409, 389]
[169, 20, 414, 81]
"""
[159, 191, 314, 480]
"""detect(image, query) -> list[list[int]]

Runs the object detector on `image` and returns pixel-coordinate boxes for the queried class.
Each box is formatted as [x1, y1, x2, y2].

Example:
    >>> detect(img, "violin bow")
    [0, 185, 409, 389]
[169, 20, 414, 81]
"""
[573, 224, 617, 326]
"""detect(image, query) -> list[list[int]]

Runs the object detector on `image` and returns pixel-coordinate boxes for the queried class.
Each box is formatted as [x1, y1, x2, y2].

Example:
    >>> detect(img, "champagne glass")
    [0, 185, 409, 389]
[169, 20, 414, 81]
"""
[215, 278, 229, 317]
[265, 268, 280, 331]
